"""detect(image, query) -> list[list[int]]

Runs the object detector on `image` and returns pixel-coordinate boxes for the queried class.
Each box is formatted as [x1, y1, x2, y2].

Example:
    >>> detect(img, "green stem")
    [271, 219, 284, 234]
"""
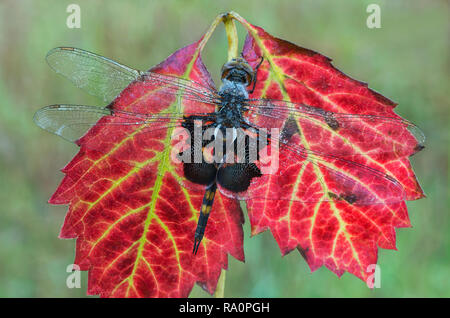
[213, 269, 226, 298]
[222, 13, 239, 61]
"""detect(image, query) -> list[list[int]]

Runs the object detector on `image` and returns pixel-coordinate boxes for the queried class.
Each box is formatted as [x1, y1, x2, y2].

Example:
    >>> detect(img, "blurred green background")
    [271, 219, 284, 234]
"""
[0, 0, 448, 297]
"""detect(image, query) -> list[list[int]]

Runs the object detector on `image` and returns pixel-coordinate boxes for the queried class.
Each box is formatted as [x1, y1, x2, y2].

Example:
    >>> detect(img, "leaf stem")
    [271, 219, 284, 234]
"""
[222, 13, 239, 61]
[200, 12, 240, 63]
[198, 13, 224, 53]
[213, 269, 226, 298]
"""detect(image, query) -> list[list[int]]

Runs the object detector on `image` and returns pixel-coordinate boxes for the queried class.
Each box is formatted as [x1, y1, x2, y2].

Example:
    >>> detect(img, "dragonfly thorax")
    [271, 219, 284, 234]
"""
[216, 79, 248, 128]
[219, 79, 249, 100]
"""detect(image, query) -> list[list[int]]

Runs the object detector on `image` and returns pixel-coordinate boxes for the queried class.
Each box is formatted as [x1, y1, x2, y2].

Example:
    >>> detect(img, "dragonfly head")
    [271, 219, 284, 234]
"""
[221, 57, 254, 87]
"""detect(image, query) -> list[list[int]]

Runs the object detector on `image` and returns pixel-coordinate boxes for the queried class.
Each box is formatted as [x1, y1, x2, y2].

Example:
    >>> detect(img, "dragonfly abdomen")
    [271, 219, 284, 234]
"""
[193, 182, 217, 255]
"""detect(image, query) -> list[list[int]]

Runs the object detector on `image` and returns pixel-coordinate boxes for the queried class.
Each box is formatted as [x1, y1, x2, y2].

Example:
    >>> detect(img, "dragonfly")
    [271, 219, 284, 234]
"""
[34, 47, 425, 254]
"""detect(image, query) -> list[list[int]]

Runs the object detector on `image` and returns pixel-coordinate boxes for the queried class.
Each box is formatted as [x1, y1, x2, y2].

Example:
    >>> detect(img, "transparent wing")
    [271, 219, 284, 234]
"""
[33, 104, 202, 143]
[244, 99, 425, 160]
[46, 47, 141, 102]
[216, 122, 407, 206]
[34, 104, 217, 193]
[46, 47, 221, 104]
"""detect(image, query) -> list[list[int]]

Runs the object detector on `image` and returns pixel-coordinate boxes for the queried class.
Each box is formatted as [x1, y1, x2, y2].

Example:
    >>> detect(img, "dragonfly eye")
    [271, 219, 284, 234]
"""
[221, 58, 254, 87]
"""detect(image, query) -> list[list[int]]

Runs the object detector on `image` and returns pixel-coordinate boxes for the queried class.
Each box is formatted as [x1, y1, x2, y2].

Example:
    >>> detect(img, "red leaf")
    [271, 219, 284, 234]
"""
[49, 39, 244, 297]
[235, 16, 424, 281]
[40, 12, 425, 296]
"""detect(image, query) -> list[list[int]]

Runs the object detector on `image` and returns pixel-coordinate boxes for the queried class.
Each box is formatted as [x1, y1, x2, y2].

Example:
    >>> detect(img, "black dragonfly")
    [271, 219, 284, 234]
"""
[34, 47, 425, 254]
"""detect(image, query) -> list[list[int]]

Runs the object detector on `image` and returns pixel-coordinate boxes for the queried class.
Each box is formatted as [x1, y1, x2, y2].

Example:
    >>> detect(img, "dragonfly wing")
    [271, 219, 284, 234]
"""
[33, 104, 193, 142]
[46, 47, 141, 103]
[244, 99, 425, 161]
[215, 124, 406, 205]
[46, 47, 221, 105]
[34, 104, 216, 193]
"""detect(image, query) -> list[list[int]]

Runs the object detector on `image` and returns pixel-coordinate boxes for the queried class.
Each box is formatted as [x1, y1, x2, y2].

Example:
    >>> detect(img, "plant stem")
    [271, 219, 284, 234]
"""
[222, 13, 239, 61]
[213, 269, 226, 298]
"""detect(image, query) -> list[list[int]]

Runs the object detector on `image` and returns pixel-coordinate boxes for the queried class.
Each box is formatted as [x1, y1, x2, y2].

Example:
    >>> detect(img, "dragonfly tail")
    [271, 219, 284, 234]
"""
[193, 182, 217, 255]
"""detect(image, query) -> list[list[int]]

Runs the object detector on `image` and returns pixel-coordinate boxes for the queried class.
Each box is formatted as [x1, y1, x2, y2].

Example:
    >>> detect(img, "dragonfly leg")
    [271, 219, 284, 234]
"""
[248, 56, 264, 95]
[193, 182, 217, 255]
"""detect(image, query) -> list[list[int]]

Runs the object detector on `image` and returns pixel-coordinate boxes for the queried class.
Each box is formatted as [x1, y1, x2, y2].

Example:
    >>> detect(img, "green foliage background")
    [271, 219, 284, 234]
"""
[0, 0, 448, 297]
